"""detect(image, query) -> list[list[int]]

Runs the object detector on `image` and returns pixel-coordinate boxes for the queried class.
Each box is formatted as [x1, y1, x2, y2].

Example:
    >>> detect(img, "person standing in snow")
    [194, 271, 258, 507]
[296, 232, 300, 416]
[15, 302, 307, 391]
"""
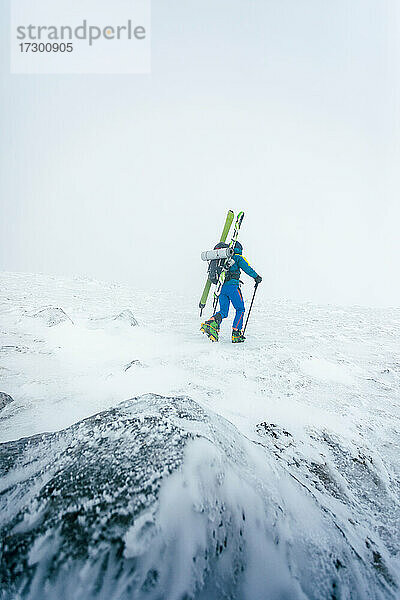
[201, 241, 262, 343]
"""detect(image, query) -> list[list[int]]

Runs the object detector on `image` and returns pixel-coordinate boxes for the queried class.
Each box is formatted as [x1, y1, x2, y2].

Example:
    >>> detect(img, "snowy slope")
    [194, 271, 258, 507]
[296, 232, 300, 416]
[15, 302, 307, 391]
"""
[0, 272, 399, 600]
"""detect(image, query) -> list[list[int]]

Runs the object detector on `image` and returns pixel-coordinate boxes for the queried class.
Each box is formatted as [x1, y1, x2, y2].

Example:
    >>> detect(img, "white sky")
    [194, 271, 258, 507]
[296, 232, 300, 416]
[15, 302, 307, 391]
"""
[1, 0, 399, 306]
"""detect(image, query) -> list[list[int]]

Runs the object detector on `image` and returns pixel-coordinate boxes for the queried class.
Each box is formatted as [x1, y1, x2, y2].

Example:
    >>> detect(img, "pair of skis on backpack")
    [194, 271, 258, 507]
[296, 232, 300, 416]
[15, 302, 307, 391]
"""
[199, 210, 246, 343]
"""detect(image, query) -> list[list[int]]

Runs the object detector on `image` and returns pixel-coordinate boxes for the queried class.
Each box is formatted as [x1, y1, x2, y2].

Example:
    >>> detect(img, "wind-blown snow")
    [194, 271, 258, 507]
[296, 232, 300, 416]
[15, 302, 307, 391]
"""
[0, 272, 399, 599]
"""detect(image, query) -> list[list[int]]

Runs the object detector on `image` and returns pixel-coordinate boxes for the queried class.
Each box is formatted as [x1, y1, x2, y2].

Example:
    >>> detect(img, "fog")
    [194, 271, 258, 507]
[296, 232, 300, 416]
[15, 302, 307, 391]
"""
[1, 0, 399, 307]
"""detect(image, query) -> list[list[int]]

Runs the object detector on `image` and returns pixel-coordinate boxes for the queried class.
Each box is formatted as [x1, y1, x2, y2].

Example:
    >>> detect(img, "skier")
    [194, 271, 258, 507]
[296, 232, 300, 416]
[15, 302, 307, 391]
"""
[201, 241, 262, 343]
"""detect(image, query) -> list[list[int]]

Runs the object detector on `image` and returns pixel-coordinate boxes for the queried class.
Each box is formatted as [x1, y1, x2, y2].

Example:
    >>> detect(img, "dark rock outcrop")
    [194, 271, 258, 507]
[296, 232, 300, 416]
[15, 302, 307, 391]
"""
[0, 392, 14, 411]
[0, 395, 393, 600]
[30, 307, 73, 327]
[112, 309, 138, 327]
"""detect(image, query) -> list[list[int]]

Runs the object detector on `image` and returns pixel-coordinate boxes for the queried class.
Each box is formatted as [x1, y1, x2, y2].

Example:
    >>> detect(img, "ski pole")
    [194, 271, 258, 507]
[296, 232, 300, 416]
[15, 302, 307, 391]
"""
[243, 282, 259, 335]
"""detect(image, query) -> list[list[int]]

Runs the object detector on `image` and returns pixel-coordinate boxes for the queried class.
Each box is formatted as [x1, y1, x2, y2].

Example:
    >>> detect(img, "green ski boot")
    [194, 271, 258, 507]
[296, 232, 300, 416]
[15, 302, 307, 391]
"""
[232, 329, 245, 343]
[201, 319, 220, 342]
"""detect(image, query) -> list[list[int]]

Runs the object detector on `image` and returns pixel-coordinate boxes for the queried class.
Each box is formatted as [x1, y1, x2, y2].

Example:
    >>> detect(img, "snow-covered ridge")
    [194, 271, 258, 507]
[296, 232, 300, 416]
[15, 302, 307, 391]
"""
[0, 272, 399, 599]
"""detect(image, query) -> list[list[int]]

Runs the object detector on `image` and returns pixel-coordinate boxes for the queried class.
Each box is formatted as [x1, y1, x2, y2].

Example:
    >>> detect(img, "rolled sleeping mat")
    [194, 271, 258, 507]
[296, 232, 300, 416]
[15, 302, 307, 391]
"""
[201, 247, 234, 261]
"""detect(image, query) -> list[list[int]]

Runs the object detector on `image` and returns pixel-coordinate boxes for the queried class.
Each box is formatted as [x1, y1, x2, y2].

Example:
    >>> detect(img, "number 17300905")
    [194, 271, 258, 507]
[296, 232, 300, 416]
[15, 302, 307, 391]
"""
[19, 42, 73, 52]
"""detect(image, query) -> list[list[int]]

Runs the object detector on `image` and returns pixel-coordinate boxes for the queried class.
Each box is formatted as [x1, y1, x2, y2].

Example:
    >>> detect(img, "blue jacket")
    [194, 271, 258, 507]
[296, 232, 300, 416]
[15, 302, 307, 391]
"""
[225, 247, 259, 284]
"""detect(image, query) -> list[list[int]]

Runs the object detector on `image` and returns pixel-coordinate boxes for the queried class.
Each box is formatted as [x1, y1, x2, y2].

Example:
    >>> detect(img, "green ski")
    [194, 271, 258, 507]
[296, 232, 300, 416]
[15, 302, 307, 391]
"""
[199, 209, 234, 316]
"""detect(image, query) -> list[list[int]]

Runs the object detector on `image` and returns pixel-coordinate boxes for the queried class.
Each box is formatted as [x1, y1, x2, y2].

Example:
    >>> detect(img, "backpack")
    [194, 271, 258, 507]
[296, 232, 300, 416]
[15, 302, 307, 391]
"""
[208, 242, 229, 285]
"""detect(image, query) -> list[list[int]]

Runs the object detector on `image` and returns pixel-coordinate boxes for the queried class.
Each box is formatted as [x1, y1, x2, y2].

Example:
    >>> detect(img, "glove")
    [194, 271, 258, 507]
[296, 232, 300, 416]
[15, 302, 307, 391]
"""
[255, 275, 262, 285]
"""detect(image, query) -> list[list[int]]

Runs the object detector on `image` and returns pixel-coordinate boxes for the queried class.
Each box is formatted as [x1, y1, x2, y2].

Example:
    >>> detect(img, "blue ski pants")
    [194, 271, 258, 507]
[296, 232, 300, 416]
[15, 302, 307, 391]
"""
[215, 283, 245, 329]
